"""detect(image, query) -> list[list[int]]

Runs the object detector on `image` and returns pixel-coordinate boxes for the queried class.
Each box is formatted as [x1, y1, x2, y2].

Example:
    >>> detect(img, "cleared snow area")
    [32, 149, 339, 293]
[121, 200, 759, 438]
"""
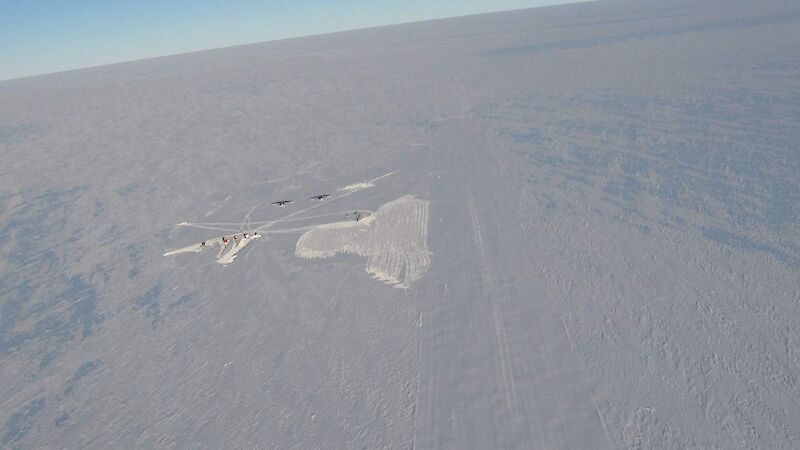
[163, 172, 408, 275]
[217, 235, 259, 265]
[164, 234, 261, 265]
[297, 195, 431, 288]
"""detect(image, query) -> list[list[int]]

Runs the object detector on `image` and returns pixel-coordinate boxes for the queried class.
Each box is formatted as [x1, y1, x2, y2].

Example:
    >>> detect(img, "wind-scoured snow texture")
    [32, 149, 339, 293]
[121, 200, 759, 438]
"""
[3, 0, 800, 448]
[297, 195, 431, 288]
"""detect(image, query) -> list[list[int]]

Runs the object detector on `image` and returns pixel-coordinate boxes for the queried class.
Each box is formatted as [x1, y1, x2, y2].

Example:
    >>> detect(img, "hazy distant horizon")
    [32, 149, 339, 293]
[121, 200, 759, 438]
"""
[0, 0, 585, 82]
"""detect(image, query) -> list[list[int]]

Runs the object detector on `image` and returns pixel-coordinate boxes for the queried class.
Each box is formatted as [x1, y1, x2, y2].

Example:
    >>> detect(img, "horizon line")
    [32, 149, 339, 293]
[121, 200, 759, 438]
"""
[0, 0, 591, 84]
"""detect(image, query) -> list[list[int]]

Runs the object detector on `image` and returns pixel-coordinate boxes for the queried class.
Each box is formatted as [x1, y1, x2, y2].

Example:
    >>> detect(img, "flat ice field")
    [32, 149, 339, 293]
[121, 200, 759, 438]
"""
[1, 0, 799, 448]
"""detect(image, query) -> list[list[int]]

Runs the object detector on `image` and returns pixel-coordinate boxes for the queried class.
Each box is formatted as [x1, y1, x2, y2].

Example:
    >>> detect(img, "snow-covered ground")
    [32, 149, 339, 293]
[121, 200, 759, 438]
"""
[1, 0, 799, 448]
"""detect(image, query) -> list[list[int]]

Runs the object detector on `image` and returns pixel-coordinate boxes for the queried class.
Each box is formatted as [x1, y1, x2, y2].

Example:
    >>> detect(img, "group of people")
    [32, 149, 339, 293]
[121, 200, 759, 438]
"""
[200, 231, 260, 247]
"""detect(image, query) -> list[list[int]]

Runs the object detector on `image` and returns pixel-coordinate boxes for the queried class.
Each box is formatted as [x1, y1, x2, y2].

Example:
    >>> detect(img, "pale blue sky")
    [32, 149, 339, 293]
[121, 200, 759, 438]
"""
[0, 0, 580, 81]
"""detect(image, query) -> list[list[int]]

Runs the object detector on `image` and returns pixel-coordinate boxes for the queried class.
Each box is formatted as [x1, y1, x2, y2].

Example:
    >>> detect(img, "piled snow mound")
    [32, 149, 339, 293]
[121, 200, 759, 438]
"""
[217, 234, 259, 265]
[337, 181, 375, 193]
[296, 195, 431, 288]
[163, 243, 206, 256]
